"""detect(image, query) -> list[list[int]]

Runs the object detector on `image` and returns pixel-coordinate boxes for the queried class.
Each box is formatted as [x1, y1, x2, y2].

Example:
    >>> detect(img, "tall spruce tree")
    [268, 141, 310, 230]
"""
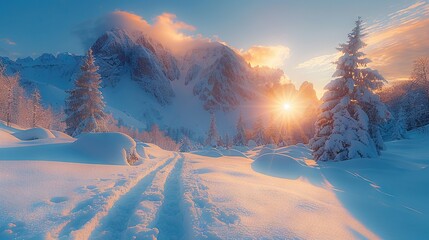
[233, 114, 247, 146]
[347, 18, 389, 153]
[310, 17, 387, 161]
[205, 114, 219, 147]
[391, 107, 407, 140]
[65, 49, 107, 137]
[253, 117, 266, 146]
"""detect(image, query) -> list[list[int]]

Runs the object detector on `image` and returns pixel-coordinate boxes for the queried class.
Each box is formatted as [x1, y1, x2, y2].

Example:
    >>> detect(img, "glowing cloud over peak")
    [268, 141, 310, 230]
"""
[76, 10, 210, 56]
[241, 45, 290, 69]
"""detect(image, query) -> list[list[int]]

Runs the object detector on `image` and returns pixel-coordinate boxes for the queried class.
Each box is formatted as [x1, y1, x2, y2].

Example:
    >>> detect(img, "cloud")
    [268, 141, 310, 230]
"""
[387, 1, 427, 20]
[75, 11, 210, 56]
[0, 38, 16, 46]
[365, 1, 429, 81]
[240, 45, 290, 69]
[296, 1, 429, 82]
[296, 53, 340, 72]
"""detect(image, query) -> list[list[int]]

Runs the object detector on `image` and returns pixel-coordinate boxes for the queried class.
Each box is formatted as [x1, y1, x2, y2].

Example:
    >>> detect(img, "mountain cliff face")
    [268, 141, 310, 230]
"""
[0, 29, 304, 138]
[180, 42, 287, 112]
[180, 43, 256, 112]
[91, 29, 179, 105]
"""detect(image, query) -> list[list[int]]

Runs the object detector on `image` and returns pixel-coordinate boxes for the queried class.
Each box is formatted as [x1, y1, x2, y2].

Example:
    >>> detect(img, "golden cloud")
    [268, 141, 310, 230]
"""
[366, 18, 429, 81]
[296, 53, 340, 72]
[77, 11, 211, 56]
[296, 1, 429, 82]
[241, 45, 290, 69]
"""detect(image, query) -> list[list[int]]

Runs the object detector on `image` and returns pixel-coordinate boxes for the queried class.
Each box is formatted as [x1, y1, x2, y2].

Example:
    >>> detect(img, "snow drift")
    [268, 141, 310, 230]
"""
[72, 132, 141, 165]
[0, 123, 141, 165]
[252, 153, 314, 180]
[12, 128, 55, 140]
[0, 129, 20, 146]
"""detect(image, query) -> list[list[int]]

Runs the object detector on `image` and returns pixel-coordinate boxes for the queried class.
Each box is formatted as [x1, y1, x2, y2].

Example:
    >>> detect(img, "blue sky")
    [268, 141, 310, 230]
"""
[0, 0, 427, 95]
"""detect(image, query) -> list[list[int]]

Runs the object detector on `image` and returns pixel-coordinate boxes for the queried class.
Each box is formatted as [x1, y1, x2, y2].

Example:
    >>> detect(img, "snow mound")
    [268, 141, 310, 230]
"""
[191, 148, 223, 158]
[0, 129, 20, 145]
[218, 148, 248, 158]
[73, 132, 141, 165]
[50, 130, 74, 140]
[0, 121, 24, 133]
[252, 153, 306, 179]
[12, 128, 55, 140]
[257, 144, 277, 157]
[232, 145, 250, 152]
[275, 144, 312, 161]
[136, 143, 149, 159]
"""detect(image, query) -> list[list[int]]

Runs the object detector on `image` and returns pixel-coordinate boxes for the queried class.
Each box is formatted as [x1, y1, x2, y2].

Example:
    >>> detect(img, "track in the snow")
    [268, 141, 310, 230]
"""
[89, 153, 180, 239]
[154, 154, 185, 240]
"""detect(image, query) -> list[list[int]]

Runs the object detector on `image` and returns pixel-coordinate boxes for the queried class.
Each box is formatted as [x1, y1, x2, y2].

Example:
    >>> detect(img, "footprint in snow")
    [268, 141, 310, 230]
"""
[114, 179, 127, 187]
[0, 221, 27, 239]
[50, 196, 69, 203]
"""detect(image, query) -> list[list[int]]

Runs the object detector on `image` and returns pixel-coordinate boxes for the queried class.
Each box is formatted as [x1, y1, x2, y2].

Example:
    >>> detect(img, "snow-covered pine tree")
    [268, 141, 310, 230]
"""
[233, 114, 247, 146]
[391, 107, 407, 140]
[253, 117, 266, 146]
[346, 17, 389, 153]
[409, 57, 429, 126]
[223, 133, 232, 149]
[309, 76, 377, 161]
[411, 57, 429, 99]
[65, 49, 107, 137]
[310, 17, 381, 161]
[179, 136, 193, 152]
[266, 117, 279, 146]
[32, 88, 42, 127]
[205, 114, 219, 147]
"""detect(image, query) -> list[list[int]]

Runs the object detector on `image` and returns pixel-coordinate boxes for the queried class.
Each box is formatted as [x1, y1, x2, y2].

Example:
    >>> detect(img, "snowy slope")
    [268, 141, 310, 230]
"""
[1, 121, 428, 239]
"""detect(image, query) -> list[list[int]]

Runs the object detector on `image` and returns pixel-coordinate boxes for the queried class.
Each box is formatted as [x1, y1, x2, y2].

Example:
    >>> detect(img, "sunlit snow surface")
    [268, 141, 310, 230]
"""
[0, 122, 428, 239]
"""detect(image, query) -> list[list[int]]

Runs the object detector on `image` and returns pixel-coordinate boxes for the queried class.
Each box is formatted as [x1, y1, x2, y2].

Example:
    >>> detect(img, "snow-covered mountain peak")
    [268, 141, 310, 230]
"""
[91, 28, 180, 105]
[0, 28, 296, 139]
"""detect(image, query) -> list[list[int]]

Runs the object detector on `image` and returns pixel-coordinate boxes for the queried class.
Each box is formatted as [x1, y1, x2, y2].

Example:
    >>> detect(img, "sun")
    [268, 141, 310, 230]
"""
[283, 103, 291, 111]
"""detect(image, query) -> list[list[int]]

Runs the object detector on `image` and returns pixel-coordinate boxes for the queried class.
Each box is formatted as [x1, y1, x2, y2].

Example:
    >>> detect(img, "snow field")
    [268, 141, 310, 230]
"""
[52, 153, 176, 239]
[1, 122, 428, 239]
[181, 153, 379, 240]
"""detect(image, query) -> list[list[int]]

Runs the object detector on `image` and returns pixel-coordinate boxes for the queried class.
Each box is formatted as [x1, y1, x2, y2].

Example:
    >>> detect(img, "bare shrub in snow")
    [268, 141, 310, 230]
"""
[0, 63, 63, 130]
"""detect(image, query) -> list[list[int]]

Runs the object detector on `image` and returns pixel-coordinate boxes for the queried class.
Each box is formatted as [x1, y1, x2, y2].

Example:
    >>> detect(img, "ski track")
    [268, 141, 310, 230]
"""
[55, 153, 177, 240]
[89, 153, 181, 240]
[153, 154, 186, 240]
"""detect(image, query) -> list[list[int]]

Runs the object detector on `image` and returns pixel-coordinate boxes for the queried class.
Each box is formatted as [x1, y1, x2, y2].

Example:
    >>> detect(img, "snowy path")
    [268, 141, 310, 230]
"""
[89, 153, 182, 239]
[153, 155, 185, 240]
[50, 153, 181, 240]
